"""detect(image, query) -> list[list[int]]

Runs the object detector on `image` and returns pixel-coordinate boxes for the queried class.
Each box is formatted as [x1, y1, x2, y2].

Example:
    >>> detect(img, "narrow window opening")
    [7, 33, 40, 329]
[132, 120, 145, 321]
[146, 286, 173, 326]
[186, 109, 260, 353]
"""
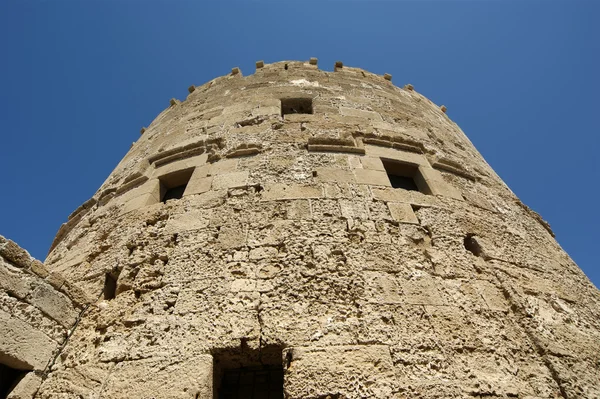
[382, 159, 420, 191]
[284, 63, 288, 70]
[464, 234, 482, 257]
[104, 271, 118, 300]
[281, 98, 313, 117]
[213, 345, 284, 399]
[0, 363, 27, 398]
[159, 168, 194, 203]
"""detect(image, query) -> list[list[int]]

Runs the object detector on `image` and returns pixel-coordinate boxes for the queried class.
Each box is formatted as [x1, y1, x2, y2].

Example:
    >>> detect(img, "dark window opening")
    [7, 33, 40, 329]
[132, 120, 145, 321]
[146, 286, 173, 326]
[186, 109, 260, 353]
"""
[281, 98, 313, 117]
[159, 168, 194, 203]
[382, 159, 420, 191]
[464, 234, 482, 257]
[218, 365, 283, 399]
[213, 344, 284, 399]
[0, 363, 27, 398]
[284, 63, 288, 70]
[104, 271, 119, 300]
[162, 184, 187, 202]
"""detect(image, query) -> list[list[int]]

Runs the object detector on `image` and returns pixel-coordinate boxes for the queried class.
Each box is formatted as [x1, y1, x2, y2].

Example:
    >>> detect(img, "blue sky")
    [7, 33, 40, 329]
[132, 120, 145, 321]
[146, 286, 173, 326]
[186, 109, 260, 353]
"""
[0, 1, 598, 287]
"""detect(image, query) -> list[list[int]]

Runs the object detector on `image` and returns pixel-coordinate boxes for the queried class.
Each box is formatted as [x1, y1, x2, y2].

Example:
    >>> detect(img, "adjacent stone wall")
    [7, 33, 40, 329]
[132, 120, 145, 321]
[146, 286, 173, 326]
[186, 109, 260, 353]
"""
[0, 236, 92, 398]
[28, 60, 600, 398]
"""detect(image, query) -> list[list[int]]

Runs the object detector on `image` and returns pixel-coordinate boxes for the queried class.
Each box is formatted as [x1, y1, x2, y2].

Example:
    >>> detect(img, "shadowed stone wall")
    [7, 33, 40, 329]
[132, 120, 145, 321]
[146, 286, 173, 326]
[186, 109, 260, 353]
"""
[3, 59, 599, 398]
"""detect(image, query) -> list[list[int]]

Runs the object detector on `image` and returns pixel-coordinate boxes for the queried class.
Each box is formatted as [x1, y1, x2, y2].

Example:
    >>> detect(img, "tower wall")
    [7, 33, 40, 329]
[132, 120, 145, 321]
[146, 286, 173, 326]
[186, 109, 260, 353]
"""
[16, 60, 600, 398]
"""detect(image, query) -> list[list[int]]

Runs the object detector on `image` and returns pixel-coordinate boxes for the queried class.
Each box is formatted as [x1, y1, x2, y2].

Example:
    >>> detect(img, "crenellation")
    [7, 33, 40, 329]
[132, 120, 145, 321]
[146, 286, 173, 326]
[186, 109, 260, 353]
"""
[2, 60, 598, 398]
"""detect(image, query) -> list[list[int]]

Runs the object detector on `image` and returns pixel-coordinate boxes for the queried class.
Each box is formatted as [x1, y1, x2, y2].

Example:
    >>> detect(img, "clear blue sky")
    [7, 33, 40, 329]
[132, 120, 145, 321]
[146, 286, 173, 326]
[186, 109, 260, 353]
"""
[0, 1, 598, 287]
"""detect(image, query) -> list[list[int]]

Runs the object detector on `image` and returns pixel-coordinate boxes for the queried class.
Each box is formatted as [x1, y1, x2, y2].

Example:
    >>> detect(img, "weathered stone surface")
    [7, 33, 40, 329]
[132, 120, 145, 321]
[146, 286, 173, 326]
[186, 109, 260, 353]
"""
[0, 309, 58, 371]
[2, 60, 598, 398]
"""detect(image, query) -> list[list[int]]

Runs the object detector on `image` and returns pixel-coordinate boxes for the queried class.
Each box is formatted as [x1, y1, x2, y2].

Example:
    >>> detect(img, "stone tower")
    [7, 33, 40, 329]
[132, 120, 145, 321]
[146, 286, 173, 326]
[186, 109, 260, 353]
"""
[1, 59, 599, 398]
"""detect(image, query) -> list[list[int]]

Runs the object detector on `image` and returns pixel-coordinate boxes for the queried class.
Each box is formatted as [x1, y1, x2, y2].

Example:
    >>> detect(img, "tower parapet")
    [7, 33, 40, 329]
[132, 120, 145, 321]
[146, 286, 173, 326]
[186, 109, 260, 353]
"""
[1, 59, 598, 398]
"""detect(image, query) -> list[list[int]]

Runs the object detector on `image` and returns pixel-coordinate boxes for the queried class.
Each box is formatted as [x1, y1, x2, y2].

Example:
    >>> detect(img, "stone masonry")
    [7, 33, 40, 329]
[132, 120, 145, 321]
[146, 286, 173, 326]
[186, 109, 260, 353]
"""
[1, 59, 599, 398]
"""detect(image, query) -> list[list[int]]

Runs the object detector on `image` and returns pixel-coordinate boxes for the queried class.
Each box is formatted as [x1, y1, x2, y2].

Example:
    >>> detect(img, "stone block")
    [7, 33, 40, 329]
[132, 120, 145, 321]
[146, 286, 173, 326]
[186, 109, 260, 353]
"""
[285, 345, 396, 398]
[184, 176, 213, 197]
[387, 202, 419, 224]
[309, 57, 318, 65]
[164, 210, 210, 233]
[30, 260, 49, 278]
[28, 282, 79, 328]
[0, 260, 31, 299]
[360, 156, 385, 171]
[365, 145, 430, 166]
[339, 107, 383, 121]
[7, 371, 42, 399]
[211, 171, 249, 190]
[231, 67, 240, 75]
[261, 184, 322, 201]
[283, 113, 316, 123]
[255, 60, 264, 69]
[314, 167, 356, 184]
[371, 187, 412, 203]
[187, 85, 195, 93]
[0, 239, 32, 269]
[101, 355, 213, 399]
[383, 73, 392, 81]
[353, 168, 391, 186]
[209, 158, 238, 175]
[0, 309, 58, 371]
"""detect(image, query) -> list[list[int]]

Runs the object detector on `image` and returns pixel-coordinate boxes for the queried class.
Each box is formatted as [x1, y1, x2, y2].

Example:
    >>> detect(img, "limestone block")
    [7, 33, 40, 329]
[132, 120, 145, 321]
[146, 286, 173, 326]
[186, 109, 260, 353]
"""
[384, 73, 392, 81]
[314, 167, 356, 184]
[365, 145, 430, 166]
[339, 106, 383, 121]
[360, 156, 385, 171]
[0, 260, 32, 299]
[371, 187, 412, 203]
[285, 345, 396, 398]
[0, 239, 32, 269]
[184, 176, 213, 196]
[387, 202, 419, 224]
[120, 192, 158, 214]
[309, 57, 318, 65]
[230, 279, 256, 292]
[212, 171, 249, 190]
[0, 309, 58, 371]
[28, 282, 79, 328]
[100, 355, 213, 399]
[256, 60, 264, 69]
[7, 371, 42, 399]
[416, 166, 463, 200]
[152, 153, 208, 179]
[209, 158, 238, 175]
[252, 106, 280, 117]
[164, 210, 210, 233]
[261, 184, 322, 201]
[283, 113, 316, 123]
[353, 168, 391, 187]
[231, 67, 241, 75]
[339, 199, 370, 219]
[286, 200, 311, 219]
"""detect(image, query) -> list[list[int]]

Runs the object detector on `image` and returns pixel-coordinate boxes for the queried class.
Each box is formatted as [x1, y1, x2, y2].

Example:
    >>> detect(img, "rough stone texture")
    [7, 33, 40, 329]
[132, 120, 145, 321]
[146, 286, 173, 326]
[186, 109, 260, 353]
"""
[2, 60, 600, 398]
[0, 236, 87, 398]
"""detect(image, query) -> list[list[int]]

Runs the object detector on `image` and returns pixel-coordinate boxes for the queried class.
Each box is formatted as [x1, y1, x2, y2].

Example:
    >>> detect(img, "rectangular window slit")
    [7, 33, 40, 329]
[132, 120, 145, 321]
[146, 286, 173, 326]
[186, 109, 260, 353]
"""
[159, 168, 194, 203]
[281, 98, 313, 117]
[382, 159, 420, 191]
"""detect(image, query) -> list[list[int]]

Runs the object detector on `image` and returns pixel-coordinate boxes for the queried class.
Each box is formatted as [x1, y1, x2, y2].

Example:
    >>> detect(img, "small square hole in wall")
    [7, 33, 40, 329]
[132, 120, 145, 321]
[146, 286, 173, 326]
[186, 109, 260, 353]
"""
[159, 168, 194, 203]
[281, 98, 313, 117]
[382, 159, 420, 191]
[0, 363, 28, 398]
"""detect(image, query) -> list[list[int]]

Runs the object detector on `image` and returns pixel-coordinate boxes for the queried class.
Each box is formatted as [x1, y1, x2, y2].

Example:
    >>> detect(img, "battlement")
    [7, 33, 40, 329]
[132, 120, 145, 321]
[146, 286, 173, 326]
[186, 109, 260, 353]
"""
[3, 58, 597, 399]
